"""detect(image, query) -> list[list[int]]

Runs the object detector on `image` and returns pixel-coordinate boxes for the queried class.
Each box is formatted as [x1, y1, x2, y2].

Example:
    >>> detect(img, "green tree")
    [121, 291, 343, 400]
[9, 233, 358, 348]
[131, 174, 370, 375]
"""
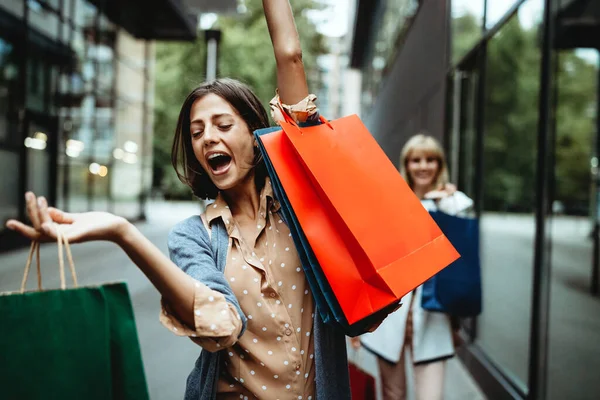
[482, 11, 597, 214]
[554, 52, 596, 213]
[152, 0, 325, 199]
[452, 12, 482, 64]
[483, 15, 540, 212]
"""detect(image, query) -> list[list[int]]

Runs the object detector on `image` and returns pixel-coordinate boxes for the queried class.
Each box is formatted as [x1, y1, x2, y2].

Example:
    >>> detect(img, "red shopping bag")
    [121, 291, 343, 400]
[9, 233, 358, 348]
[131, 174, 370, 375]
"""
[260, 114, 459, 324]
[349, 363, 376, 400]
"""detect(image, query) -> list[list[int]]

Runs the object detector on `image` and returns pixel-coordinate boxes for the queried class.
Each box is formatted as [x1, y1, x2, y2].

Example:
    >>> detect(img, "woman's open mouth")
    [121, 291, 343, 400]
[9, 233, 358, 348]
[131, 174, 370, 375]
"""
[206, 152, 232, 175]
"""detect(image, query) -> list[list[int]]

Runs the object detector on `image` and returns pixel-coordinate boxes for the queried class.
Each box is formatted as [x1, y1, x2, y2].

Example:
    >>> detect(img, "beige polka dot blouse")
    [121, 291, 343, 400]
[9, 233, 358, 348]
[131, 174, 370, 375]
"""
[161, 178, 316, 399]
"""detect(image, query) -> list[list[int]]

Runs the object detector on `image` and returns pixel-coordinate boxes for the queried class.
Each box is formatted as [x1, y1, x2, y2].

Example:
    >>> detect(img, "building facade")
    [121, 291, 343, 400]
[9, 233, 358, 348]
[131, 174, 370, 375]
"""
[0, 0, 196, 251]
[350, 0, 599, 399]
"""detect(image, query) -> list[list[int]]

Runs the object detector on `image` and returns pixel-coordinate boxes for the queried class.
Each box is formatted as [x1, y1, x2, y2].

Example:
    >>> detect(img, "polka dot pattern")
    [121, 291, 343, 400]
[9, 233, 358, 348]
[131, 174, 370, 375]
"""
[201, 178, 315, 399]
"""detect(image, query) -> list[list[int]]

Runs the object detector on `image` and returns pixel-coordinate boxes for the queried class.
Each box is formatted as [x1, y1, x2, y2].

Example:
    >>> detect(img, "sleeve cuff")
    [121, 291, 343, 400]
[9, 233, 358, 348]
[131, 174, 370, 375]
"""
[159, 279, 242, 342]
[270, 92, 318, 124]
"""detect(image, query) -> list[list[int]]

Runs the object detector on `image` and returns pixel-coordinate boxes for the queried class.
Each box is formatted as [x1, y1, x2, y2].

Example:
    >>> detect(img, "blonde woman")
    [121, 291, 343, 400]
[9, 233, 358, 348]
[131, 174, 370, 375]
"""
[357, 133, 473, 400]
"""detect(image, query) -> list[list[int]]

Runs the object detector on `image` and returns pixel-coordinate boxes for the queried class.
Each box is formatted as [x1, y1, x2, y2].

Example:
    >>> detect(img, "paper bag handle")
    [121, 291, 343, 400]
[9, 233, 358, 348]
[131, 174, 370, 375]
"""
[273, 98, 334, 130]
[20, 225, 78, 293]
[282, 113, 333, 131]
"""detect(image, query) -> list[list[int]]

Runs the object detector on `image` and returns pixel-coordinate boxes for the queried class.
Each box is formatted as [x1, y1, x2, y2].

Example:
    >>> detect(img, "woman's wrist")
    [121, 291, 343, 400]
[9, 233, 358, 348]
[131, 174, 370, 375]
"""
[112, 217, 136, 245]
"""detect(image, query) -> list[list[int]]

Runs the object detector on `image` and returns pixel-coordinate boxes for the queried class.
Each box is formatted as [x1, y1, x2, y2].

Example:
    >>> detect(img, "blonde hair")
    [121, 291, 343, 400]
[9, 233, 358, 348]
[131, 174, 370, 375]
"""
[399, 133, 449, 190]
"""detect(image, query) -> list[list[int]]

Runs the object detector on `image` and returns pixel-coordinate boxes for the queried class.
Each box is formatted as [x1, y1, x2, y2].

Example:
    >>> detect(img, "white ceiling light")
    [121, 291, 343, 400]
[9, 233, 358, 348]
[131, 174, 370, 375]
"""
[89, 163, 100, 175]
[24, 137, 47, 150]
[123, 153, 138, 164]
[123, 141, 138, 153]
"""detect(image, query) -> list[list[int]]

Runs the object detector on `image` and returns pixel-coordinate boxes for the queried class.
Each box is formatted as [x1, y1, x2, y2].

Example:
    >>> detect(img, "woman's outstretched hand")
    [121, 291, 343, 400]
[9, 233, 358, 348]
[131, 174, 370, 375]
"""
[5, 192, 129, 244]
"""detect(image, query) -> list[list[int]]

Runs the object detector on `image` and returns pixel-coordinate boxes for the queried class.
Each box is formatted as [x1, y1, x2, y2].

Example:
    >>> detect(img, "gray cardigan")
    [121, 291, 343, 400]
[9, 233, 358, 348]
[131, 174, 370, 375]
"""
[167, 215, 351, 400]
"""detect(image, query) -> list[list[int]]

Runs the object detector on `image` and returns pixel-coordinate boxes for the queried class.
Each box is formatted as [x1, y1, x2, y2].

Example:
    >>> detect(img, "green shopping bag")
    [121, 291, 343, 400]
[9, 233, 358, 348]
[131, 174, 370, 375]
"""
[0, 230, 149, 400]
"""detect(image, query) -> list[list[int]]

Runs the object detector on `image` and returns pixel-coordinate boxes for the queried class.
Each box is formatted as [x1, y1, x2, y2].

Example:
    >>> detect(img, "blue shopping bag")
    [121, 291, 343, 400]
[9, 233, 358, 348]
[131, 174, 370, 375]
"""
[421, 211, 482, 317]
[254, 125, 398, 337]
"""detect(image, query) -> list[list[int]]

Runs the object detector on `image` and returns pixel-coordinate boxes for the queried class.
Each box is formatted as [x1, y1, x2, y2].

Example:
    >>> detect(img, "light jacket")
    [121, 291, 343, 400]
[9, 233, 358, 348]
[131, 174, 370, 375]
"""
[360, 192, 474, 364]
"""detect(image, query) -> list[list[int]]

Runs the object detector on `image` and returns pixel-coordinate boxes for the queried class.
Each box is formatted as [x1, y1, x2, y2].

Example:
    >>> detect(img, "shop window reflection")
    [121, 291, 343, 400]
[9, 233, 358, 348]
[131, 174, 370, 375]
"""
[547, 48, 600, 400]
[0, 150, 20, 225]
[26, 55, 47, 113]
[475, 0, 543, 392]
[451, 0, 484, 64]
[67, 161, 90, 212]
[0, 37, 19, 145]
[28, 1, 60, 42]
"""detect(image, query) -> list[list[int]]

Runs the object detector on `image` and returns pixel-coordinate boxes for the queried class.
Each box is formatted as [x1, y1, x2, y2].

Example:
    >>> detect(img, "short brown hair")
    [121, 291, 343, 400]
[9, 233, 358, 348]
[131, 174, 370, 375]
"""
[171, 78, 270, 199]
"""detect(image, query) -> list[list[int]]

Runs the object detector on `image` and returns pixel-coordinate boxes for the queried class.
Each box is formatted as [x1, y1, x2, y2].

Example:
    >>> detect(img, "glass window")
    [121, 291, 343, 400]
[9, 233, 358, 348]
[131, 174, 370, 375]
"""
[62, 0, 73, 21]
[447, 68, 480, 200]
[48, 64, 59, 115]
[90, 168, 110, 211]
[69, 28, 87, 96]
[95, 44, 115, 102]
[475, 0, 543, 392]
[28, 2, 60, 42]
[26, 55, 47, 113]
[94, 114, 114, 163]
[60, 18, 71, 44]
[69, 94, 95, 158]
[0, 149, 20, 225]
[485, 0, 521, 29]
[73, 0, 96, 29]
[0, 0, 24, 18]
[25, 119, 53, 199]
[547, 46, 600, 399]
[451, 0, 484, 64]
[44, 0, 60, 11]
[66, 161, 89, 212]
[0, 37, 20, 146]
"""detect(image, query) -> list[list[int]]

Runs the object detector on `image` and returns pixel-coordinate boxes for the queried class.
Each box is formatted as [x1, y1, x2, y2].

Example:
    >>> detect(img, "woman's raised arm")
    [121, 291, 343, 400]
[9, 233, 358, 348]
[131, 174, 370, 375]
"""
[263, 0, 309, 105]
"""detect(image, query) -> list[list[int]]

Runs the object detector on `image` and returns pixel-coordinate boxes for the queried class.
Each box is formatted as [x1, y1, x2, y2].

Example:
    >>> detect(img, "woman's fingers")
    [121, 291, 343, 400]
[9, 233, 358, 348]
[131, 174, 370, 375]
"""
[48, 207, 75, 224]
[38, 196, 53, 228]
[25, 192, 41, 230]
[5, 194, 76, 244]
[5, 220, 42, 241]
[445, 183, 457, 194]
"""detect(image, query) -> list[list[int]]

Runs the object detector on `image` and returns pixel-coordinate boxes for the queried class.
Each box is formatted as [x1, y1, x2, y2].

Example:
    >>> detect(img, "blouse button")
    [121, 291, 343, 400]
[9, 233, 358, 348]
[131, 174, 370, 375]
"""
[295, 364, 301, 371]
[285, 328, 293, 336]
[270, 292, 276, 298]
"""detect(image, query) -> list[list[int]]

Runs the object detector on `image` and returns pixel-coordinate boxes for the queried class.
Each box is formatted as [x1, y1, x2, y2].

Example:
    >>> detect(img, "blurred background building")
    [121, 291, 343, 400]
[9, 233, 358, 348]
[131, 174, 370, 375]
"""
[0, 0, 238, 251]
[349, 0, 599, 399]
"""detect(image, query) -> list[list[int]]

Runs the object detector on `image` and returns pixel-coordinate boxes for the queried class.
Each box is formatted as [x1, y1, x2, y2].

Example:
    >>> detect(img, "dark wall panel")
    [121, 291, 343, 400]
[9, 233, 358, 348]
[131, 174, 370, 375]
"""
[365, 0, 449, 166]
